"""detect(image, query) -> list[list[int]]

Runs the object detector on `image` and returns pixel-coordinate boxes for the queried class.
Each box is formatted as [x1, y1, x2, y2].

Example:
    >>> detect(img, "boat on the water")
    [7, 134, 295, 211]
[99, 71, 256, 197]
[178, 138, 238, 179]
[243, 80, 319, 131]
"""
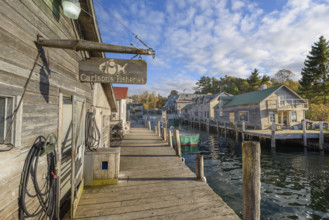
[171, 131, 199, 146]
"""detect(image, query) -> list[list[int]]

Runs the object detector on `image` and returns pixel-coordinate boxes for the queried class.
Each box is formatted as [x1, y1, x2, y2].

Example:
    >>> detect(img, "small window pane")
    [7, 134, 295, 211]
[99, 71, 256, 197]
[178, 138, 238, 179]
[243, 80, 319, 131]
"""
[239, 111, 249, 121]
[269, 112, 276, 122]
[292, 111, 297, 122]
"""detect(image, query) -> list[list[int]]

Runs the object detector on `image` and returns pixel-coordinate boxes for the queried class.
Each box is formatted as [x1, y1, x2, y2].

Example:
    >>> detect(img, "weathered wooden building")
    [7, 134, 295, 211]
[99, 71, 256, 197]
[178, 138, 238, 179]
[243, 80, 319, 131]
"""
[190, 92, 230, 123]
[215, 85, 308, 129]
[175, 93, 202, 117]
[0, 0, 117, 218]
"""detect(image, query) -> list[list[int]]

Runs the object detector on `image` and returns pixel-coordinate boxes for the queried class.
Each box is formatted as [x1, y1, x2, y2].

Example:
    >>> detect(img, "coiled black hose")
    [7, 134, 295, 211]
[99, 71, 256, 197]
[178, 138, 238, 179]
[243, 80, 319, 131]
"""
[85, 111, 100, 151]
[18, 135, 58, 220]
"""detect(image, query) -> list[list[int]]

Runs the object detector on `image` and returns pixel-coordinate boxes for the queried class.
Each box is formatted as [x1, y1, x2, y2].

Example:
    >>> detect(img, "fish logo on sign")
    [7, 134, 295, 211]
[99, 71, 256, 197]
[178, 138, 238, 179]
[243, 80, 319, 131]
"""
[99, 59, 128, 75]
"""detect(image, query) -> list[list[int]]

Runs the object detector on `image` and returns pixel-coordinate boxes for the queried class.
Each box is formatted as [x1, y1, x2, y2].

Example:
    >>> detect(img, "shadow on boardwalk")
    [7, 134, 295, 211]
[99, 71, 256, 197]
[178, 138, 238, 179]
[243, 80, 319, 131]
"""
[74, 121, 240, 219]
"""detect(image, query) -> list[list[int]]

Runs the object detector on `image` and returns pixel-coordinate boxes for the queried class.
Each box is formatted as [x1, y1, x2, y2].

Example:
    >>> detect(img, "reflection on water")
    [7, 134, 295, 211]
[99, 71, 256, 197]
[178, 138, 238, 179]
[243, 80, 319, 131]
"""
[180, 125, 329, 220]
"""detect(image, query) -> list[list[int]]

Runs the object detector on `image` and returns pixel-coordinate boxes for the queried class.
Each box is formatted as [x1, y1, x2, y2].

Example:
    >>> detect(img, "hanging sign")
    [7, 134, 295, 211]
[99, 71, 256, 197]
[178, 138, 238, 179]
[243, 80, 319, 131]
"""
[79, 58, 147, 84]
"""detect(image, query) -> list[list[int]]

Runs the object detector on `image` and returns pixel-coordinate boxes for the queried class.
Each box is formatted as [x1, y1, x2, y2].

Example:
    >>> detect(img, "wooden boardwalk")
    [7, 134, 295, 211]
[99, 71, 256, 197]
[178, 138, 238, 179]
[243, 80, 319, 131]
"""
[74, 122, 240, 219]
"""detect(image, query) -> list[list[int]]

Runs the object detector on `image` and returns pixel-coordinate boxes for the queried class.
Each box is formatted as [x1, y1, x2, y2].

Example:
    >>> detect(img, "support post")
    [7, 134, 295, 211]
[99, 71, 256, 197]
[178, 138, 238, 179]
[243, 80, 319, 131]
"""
[303, 120, 307, 147]
[216, 121, 219, 134]
[319, 122, 324, 151]
[224, 122, 227, 137]
[235, 123, 239, 141]
[168, 130, 173, 148]
[154, 126, 157, 134]
[157, 121, 161, 137]
[271, 122, 276, 148]
[148, 120, 151, 130]
[242, 141, 261, 220]
[242, 121, 246, 141]
[196, 155, 205, 182]
[163, 128, 167, 141]
[173, 130, 181, 158]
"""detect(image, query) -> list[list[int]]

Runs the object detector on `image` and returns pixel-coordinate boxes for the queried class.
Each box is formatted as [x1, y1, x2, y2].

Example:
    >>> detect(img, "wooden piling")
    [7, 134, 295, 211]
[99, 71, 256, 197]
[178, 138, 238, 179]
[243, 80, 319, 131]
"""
[196, 155, 205, 182]
[242, 121, 245, 141]
[271, 122, 276, 148]
[216, 121, 219, 134]
[319, 122, 324, 151]
[163, 128, 167, 141]
[154, 126, 157, 134]
[302, 120, 307, 147]
[235, 123, 238, 141]
[224, 122, 227, 137]
[157, 121, 161, 137]
[242, 141, 261, 220]
[147, 120, 151, 130]
[168, 129, 173, 148]
[173, 130, 181, 158]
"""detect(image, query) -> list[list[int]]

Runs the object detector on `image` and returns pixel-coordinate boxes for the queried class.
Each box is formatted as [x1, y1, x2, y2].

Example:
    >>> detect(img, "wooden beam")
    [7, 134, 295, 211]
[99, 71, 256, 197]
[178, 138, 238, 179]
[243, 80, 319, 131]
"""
[37, 39, 154, 55]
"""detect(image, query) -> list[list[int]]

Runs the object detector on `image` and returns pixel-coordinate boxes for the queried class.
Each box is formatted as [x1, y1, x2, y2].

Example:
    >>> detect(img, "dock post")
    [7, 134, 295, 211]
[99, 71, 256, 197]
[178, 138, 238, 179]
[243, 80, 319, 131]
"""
[242, 121, 245, 141]
[224, 122, 227, 137]
[235, 123, 238, 141]
[161, 127, 164, 140]
[216, 121, 219, 134]
[242, 141, 261, 220]
[271, 122, 276, 148]
[173, 130, 182, 158]
[319, 122, 324, 151]
[163, 127, 167, 141]
[148, 120, 151, 130]
[196, 154, 206, 182]
[168, 129, 173, 147]
[154, 126, 157, 134]
[302, 120, 307, 147]
[157, 121, 161, 137]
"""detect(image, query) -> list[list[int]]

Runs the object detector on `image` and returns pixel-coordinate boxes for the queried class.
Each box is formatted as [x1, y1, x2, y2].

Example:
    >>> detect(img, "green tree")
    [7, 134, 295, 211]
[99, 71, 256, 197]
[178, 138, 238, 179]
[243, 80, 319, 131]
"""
[271, 69, 300, 92]
[247, 68, 262, 90]
[193, 76, 212, 94]
[299, 36, 329, 104]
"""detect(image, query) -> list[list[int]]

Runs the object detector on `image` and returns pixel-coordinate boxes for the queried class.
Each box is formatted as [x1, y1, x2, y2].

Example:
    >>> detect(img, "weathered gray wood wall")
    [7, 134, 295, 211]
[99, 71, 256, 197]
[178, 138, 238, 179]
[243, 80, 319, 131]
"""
[0, 0, 104, 218]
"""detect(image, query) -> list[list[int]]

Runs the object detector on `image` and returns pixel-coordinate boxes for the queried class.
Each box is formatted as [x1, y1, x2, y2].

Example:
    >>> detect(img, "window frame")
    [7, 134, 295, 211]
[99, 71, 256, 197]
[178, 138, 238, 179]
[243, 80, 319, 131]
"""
[269, 111, 276, 123]
[291, 111, 297, 122]
[239, 111, 249, 122]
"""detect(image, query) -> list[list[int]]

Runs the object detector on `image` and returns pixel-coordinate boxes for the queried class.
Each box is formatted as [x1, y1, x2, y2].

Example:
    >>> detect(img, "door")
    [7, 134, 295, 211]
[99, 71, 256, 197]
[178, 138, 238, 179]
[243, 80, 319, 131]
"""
[229, 112, 235, 125]
[60, 95, 73, 213]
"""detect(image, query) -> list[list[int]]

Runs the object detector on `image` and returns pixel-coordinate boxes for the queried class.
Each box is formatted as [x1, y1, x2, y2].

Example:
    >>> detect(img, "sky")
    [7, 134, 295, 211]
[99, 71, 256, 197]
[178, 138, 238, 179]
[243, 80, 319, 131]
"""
[93, 0, 329, 96]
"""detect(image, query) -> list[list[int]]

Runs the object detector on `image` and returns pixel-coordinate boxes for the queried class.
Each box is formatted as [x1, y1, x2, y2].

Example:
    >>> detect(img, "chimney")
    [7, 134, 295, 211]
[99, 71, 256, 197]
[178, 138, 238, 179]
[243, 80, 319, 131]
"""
[260, 84, 267, 90]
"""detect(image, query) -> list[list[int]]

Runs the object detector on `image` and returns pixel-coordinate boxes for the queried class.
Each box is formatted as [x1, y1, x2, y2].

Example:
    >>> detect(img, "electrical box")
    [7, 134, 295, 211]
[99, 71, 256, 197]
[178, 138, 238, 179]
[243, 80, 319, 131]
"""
[84, 147, 120, 186]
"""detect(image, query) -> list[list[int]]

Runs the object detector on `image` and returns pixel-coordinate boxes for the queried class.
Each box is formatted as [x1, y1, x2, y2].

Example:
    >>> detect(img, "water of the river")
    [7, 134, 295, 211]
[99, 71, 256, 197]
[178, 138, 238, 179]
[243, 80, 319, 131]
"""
[178, 125, 329, 220]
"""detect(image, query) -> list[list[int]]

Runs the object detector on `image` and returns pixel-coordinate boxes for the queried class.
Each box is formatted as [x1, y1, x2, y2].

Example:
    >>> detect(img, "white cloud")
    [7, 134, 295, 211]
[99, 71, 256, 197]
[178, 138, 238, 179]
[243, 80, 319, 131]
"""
[96, 0, 329, 95]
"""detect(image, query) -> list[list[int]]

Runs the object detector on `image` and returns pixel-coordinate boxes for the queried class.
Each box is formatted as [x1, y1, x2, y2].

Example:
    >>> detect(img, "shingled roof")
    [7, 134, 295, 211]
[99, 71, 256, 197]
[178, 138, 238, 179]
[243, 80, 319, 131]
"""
[223, 85, 282, 107]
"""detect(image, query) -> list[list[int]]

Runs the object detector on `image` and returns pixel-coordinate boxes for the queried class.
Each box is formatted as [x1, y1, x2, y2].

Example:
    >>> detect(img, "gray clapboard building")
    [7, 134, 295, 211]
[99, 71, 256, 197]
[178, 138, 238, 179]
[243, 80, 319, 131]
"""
[214, 85, 309, 129]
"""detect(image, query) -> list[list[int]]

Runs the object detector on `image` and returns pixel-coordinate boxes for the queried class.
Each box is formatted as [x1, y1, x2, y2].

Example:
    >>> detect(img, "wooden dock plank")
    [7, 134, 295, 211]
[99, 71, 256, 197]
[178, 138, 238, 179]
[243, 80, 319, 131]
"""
[74, 122, 240, 219]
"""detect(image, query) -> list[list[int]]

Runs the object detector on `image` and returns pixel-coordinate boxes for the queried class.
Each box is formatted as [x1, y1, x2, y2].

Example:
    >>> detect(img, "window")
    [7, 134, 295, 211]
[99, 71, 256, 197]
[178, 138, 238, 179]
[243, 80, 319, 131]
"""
[269, 111, 276, 122]
[279, 95, 286, 106]
[291, 111, 297, 122]
[0, 96, 14, 143]
[219, 111, 223, 117]
[239, 111, 249, 121]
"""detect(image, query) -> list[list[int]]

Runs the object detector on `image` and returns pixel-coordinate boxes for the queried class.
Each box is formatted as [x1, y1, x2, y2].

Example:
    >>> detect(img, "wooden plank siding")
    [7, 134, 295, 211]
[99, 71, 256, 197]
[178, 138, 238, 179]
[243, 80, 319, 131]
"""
[0, 0, 113, 219]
